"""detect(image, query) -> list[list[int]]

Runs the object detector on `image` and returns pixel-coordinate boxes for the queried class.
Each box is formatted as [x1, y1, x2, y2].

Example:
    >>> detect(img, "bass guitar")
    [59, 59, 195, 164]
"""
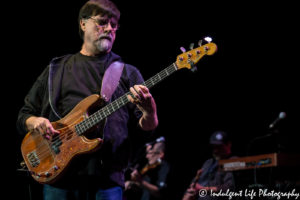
[21, 38, 217, 184]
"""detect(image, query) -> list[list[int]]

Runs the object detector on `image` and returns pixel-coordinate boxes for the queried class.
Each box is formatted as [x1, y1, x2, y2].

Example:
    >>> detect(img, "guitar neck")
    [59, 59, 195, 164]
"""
[143, 63, 178, 89]
[75, 63, 178, 135]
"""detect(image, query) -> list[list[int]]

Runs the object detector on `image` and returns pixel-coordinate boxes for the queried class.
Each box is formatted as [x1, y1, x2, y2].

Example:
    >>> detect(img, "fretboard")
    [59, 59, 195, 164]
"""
[75, 63, 178, 135]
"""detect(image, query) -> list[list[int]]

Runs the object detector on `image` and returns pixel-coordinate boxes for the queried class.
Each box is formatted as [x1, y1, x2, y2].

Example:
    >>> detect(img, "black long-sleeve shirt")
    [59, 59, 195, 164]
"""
[17, 51, 144, 188]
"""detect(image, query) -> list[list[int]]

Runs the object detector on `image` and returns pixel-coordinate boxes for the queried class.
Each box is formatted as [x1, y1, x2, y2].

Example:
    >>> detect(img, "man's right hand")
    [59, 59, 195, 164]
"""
[26, 116, 59, 138]
[130, 169, 143, 183]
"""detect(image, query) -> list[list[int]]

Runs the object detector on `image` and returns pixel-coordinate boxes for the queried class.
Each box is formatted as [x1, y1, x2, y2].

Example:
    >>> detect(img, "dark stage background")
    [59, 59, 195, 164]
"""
[12, 1, 299, 199]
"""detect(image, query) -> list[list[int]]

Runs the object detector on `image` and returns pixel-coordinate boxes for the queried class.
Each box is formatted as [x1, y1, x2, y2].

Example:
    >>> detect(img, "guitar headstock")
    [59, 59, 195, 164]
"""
[176, 37, 217, 71]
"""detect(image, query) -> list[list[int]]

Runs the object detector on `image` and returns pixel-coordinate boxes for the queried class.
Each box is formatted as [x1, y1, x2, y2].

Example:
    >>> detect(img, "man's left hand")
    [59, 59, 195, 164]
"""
[128, 85, 156, 114]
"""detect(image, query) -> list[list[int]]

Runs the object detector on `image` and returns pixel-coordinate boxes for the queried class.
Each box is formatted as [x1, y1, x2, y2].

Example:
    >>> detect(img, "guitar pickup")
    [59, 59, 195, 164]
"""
[27, 151, 40, 168]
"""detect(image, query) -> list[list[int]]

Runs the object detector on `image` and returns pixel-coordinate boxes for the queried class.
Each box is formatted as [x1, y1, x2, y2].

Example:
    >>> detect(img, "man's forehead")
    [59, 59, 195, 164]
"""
[92, 14, 117, 20]
[153, 144, 161, 150]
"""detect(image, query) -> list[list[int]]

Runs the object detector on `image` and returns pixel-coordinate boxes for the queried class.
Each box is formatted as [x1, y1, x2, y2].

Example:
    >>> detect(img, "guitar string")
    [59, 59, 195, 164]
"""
[28, 47, 214, 171]
[46, 63, 176, 148]
[33, 97, 127, 160]
[33, 64, 177, 161]
[34, 64, 177, 161]
[33, 64, 177, 160]
[25, 133, 55, 167]
[33, 89, 133, 159]
[32, 88, 133, 156]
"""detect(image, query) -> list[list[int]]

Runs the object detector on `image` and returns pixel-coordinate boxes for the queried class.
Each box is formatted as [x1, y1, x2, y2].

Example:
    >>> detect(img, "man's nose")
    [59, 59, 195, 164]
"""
[103, 22, 113, 31]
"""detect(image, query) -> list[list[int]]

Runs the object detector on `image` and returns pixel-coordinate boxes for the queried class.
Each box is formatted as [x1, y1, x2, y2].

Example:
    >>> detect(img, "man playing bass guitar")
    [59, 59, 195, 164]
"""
[16, 1, 158, 199]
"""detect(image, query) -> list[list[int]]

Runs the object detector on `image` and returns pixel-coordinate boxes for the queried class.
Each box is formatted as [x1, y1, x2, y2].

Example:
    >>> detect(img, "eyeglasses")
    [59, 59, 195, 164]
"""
[147, 151, 160, 155]
[89, 17, 119, 32]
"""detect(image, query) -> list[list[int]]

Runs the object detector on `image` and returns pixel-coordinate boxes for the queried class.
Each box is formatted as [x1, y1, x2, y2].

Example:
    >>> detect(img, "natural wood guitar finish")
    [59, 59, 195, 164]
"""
[21, 94, 105, 184]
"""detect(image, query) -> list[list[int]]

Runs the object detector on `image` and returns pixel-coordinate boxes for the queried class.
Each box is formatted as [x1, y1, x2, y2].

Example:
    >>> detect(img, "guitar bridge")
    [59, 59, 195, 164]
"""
[27, 151, 40, 168]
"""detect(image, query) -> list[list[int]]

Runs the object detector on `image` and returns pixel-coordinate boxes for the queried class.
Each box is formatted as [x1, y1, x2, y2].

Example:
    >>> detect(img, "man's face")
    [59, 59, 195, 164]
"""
[146, 144, 162, 165]
[82, 14, 118, 54]
[212, 143, 231, 160]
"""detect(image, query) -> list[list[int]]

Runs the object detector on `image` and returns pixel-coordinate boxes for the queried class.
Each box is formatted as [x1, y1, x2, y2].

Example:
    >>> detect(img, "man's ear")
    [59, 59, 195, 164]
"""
[159, 152, 165, 159]
[80, 19, 86, 32]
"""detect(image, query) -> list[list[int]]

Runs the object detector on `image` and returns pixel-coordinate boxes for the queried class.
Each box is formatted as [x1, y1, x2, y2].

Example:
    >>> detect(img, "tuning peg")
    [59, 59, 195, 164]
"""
[189, 43, 194, 50]
[188, 59, 197, 72]
[204, 36, 212, 43]
[180, 47, 186, 53]
[198, 40, 203, 47]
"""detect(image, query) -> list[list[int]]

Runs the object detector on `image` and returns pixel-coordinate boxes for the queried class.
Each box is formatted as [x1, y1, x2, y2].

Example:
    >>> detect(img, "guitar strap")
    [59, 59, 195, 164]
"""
[100, 61, 124, 102]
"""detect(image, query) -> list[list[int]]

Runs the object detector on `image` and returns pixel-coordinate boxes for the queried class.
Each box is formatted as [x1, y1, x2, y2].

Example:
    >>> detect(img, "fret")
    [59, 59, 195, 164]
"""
[107, 104, 114, 114]
[95, 111, 103, 121]
[115, 98, 120, 108]
[150, 78, 154, 87]
[156, 74, 160, 82]
[112, 100, 119, 109]
[75, 125, 82, 135]
[165, 68, 169, 76]
[90, 117, 96, 126]
[97, 108, 104, 120]
[103, 107, 109, 117]
[86, 119, 91, 127]
[91, 116, 96, 124]
[81, 124, 87, 133]
[145, 63, 177, 89]
[120, 95, 126, 105]
[122, 94, 130, 104]
[160, 69, 167, 78]
[84, 123, 88, 130]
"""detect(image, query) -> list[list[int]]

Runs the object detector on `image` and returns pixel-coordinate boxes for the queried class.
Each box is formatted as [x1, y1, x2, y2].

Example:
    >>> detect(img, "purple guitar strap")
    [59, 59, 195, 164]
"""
[100, 61, 124, 102]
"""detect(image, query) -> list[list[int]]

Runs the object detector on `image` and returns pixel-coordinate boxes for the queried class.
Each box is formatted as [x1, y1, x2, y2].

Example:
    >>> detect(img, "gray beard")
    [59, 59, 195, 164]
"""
[96, 39, 113, 53]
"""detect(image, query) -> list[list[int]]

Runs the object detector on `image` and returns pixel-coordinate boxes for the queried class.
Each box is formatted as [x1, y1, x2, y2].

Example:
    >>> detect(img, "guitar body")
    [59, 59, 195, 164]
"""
[21, 94, 106, 184]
